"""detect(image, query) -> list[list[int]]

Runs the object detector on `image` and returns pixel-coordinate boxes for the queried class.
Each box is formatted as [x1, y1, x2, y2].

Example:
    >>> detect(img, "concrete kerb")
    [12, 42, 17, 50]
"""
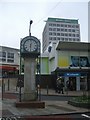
[40, 89, 87, 97]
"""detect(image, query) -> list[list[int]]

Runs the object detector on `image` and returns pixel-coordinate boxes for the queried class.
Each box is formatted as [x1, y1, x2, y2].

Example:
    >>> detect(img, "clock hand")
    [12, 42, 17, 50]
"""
[30, 43, 32, 51]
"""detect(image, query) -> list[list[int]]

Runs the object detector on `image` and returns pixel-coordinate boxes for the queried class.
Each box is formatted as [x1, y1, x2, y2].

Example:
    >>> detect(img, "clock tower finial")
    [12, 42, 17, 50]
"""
[29, 20, 33, 36]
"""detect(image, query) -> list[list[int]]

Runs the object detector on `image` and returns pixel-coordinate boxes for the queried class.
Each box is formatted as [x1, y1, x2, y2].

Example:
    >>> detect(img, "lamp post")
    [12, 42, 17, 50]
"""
[29, 20, 33, 36]
[37, 56, 41, 101]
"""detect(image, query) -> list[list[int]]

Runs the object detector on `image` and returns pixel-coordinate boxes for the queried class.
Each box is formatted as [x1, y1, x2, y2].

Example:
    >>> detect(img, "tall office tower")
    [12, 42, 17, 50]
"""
[42, 17, 80, 52]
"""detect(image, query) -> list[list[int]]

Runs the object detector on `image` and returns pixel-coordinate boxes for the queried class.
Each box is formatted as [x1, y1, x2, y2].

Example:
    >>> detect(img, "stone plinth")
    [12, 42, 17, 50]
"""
[23, 91, 37, 101]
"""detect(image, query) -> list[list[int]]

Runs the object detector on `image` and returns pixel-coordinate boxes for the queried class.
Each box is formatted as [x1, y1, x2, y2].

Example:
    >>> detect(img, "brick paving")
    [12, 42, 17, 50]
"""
[1, 93, 17, 99]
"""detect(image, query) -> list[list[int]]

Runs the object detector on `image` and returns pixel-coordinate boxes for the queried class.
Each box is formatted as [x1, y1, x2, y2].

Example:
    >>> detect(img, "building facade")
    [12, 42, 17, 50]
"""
[0, 46, 20, 77]
[1, 42, 89, 91]
[42, 17, 80, 52]
[41, 41, 90, 91]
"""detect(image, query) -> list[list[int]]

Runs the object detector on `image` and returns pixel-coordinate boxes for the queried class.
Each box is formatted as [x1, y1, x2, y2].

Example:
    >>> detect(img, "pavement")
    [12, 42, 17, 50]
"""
[0, 87, 90, 118]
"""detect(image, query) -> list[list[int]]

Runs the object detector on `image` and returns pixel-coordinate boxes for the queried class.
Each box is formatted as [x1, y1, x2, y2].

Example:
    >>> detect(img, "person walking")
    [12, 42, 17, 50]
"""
[58, 80, 64, 94]
[55, 77, 60, 93]
[55, 80, 59, 93]
[66, 80, 69, 94]
[60, 81, 64, 94]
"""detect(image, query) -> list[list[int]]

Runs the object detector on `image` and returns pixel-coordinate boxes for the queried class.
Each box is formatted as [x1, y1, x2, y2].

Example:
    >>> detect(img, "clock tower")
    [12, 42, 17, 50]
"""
[20, 35, 40, 101]
[16, 20, 45, 108]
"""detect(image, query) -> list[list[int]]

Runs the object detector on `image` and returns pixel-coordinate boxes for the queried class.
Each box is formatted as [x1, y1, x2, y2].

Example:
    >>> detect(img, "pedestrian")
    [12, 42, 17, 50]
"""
[60, 81, 64, 94]
[58, 80, 64, 94]
[66, 80, 69, 94]
[55, 78, 59, 93]
[69, 81, 73, 91]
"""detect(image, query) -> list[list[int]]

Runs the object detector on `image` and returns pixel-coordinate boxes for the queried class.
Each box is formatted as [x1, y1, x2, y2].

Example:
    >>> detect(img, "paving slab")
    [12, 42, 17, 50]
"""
[0, 88, 89, 117]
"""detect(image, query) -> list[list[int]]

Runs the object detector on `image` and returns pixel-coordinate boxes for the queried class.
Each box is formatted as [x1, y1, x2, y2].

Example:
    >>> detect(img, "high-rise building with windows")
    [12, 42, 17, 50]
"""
[42, 17, 80, 52]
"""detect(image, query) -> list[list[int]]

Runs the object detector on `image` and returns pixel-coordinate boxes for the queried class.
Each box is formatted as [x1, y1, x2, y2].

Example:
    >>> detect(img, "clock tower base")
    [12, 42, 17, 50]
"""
[23, 90, 37, 101]
[23, 57, 37, 101]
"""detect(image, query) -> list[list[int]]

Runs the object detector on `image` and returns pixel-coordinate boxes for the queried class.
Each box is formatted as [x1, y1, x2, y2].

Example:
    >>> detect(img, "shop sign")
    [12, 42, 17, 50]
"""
[64, 73, 80, 77]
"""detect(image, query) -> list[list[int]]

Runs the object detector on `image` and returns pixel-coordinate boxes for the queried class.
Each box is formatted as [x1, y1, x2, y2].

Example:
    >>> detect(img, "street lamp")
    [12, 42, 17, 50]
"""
[29, 20, 33, 36]
[36, 56, 41, 101]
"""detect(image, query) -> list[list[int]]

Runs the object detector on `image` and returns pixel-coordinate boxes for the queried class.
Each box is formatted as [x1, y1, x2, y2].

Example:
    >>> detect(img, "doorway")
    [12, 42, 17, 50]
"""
[69, 77, 76, 91]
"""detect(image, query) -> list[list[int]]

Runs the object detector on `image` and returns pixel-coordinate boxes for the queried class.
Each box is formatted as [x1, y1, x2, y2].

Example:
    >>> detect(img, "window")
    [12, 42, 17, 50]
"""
[72, 29, 75, 32]
[61, 24, 64, 27]
[53, 24, 56, 26]
[49, 37, 52, 40]
[49, 28, 52, 31]
[7, 52, 14, 58]
[69, 38, 72, 41]
[65, 29, 67, 32]
[53, 28, 56, 31]
[49, 32, 52, 35]
[53, 37, 56, 40]
[0, 51, 6, 57]
[71, 25, 75, 28]
[57, 33, 60, 36]
[61, 38, 64, 40]
[0, 52, 2, 57]
[7, 52, 14, 63]
[49, 23, 52, 26]
[77, 39, 80, 41]
[57, 37, 60, 40]
[65, 33, 68, 36]
[65, 38, 68, 41]
[76, 34, 79, 37]
[57, 24, 60, 27]
[65, 25, 67, 27]
[7, 59, 14, 63]
[57, 28, 60, 31]
[73, 38, 76, 41]
[0, 58, 6, 62]
[68, 25, 71, 27]
[68, 29, 71, 32]
[69, 34, 71, 36]
[0, 51, 6, 62]
[72, 34, 75, 37]
[52, 32, 56, 36]
[76, 25, 79, 28]
[61, 29, 64, 31]
[76, 29, 79, 32]
[61, 33, 64, 36]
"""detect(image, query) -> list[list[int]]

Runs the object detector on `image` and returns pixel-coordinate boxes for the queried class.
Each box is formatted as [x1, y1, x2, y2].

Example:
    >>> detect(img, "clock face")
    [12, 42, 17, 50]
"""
[24, 39, 37, 52]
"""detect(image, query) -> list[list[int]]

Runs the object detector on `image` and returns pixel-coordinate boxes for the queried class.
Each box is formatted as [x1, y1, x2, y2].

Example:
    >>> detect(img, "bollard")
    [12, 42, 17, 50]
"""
[3, 83, 5, 92]
[7, 79, 10, 91]
[46, 85, 48, 95]
[37, 84, 41, 101]
[2, 79, 5, 100]
[19, 86, 22, 102]
[2, 79, 4, 100]
[39, 87, 41, 101]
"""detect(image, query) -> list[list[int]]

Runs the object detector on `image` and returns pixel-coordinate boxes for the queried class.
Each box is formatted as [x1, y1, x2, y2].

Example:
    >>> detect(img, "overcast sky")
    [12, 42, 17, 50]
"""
[0, 0, 89, 50]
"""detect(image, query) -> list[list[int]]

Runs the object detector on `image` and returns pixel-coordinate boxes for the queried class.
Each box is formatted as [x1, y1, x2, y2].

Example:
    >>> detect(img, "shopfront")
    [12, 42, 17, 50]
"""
[55, 68, 88, 91]
[0, 65, 19, 77]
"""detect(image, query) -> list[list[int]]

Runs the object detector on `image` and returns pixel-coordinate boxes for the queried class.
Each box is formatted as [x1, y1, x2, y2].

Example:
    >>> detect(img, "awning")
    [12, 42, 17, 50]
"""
[0, 65, 17, 70]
